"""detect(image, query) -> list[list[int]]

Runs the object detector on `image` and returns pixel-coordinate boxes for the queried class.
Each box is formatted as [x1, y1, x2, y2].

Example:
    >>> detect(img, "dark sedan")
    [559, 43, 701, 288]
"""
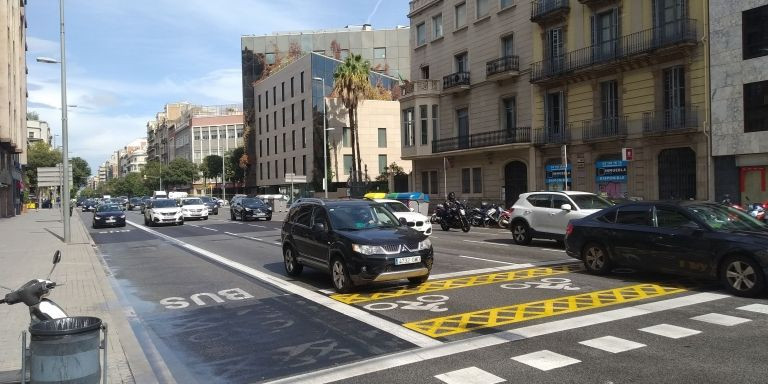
[92, 204, 126, 228]
[82, 199, 98, 212]
[565, 201, 768, 297]
[231, 197, 272, 221]
[128, 197, 142, 211]
[199, 196, 219, 215]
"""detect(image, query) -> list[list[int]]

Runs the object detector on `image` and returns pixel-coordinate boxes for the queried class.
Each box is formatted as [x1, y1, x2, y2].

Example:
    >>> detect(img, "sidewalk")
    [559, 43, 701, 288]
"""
[0, 208, 158, 383]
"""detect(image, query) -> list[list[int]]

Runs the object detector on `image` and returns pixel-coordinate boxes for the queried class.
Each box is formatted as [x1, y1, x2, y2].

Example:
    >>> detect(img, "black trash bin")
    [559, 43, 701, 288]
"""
[28, 316, 102, 384]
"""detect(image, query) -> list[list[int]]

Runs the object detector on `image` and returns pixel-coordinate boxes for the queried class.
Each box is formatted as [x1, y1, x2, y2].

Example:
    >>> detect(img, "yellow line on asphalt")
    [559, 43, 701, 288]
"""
[330, 263, 583, 304]
[402, 283, 687, 338]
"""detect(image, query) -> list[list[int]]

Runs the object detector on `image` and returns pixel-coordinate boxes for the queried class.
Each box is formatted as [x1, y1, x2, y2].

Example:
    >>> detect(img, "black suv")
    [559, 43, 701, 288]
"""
[281, 199, 434, 292]
[231, 197, 272, 221]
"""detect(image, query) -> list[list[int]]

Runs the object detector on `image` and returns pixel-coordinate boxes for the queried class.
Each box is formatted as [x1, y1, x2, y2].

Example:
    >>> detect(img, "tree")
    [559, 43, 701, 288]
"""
[164, 158, 197, 189]
[201, 155, 223, 179]
[230, 147, 246, 184]
[141, 160, 164, 191]
[70, 157, 91, 187]
[332, 54, 372, 183]
[27, 111, 40, 121]
[25, 141, 62, 189]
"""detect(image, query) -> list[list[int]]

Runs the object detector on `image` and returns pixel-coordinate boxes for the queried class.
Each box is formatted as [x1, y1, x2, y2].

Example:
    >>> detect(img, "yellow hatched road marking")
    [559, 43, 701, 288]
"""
[403, 283, 687, 338]
[330, 263, 583, 304]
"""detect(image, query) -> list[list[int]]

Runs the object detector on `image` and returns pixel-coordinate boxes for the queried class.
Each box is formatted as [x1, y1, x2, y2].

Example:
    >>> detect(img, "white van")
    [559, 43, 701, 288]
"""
[152, 191, 168, 199]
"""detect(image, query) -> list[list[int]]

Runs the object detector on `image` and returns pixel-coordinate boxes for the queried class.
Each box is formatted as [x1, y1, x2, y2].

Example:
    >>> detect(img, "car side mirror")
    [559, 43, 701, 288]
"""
[399, 217, 408, 226]
[312, 222, 326, 232]
[560, 204, 572, 211]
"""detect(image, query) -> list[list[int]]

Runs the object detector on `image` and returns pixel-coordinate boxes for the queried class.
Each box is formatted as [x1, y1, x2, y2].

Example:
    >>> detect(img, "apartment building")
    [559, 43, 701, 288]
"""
[146, 103, 189, 165]
[403, 0, 535, 206]
[251, 52, 405, 195]
[529, 0, 709, 200]
[172, 104, 244, 165]
[117, 138, 148, 176]
[710, 1, 768, 204]
[27, 119, 52, 147]
[241, 25, 410, 190]
[0, 1, 27, 217]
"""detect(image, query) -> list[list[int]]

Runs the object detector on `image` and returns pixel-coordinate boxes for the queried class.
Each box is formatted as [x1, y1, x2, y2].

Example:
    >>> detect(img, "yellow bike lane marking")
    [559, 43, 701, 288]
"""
[330, 263, 584, 305]
[402, 283, 688, 338]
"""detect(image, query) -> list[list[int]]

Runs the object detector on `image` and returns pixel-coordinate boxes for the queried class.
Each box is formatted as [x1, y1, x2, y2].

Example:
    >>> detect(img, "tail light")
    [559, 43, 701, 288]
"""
[565, 223, 574, 236]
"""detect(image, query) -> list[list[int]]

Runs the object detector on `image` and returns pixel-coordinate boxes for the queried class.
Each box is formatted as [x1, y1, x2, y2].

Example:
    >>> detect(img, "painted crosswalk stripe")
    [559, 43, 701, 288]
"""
[579, 336, 645, 353]
[691, 313, 751, 326]
[737, 304, 768, 315]
[639, 324, 701, 339]
[434, 367, 505, 384]
[511, 350, 580, 371]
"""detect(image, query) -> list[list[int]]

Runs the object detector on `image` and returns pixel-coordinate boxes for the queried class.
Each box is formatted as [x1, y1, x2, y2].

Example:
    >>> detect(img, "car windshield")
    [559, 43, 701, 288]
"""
[200, 197, 212, 203]
[181, 198, 203, 205]
[685, 204, 767, 232]
[97, 204, 121, 212]
[384, 202, 410, 213]
[152, 199, 177, 208]
[570, 194, 614, 210]
[241, 198, 264, 205]
[329, 204, 400, 230]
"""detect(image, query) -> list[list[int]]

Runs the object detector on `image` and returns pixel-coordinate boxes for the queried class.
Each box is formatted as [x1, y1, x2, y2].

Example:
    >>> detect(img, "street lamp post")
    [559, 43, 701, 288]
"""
[36, 0, 70, 243]
[312, 77, 333, 198]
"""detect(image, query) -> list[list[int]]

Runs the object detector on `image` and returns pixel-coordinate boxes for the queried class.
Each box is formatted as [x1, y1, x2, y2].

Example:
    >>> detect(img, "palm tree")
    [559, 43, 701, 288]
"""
[332, 54, 371, 182]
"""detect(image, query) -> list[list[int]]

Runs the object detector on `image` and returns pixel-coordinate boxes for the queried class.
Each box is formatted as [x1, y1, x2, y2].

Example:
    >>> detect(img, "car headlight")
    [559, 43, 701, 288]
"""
[244, 207, 252, 212]
[95, 216, 102, 220]
[119, 215, 126, 219]
[352, 244, 386, 255]
[417, 239, 432, 250]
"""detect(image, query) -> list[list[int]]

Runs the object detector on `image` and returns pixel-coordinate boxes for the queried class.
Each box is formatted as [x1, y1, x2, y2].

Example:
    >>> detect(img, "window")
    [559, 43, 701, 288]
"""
[292, 130, 296, 150]
[663, 66, 686, 128]
[266, 114, 270, 132]
[295, 205, 313, 227]
[301, 100, 306, 121]
[259, 140, 263, 156]
[420, 105, 429, 145]
[477, 0, 490, 18]
[292, 157, 296, 173]
[265, 52, 276, 65]
[461, 168, 471, 193]
[378, 128, 387, 148]
[744, 5, 768, 60]
[266, 91, 269, 109]
[340, 49, 350, 60]
[601, 80, 619, 120]
[282, 108, 286, 127]
[260, 163, 263, 180]
[283, 158, 287, 177]
[274, 111, 278, 130]
[290, 77, 295, 97]
[29, 131, 34, 138]
[421, 65, 430, 79]
[281, 82, 285, 102]
[267, 161, 271, 179]
[593, 9, 619, 60]
[455, 52, 468, 72]
[745, 80, 768, 132]
[472, 167, 482, 193]
[546, 27, 564, 71]
[302, 155, 306, 175]
[343, 155, 354, 175]
[432, 105, 439, 141]
[503, 97, 516, 132]
[421, 171, 440, 195]
[502, 35, 514, 57]
[656, 207, 696, 228]
[615, 205, 653, 226]
[266, 138, 270, 156]
[300, 71, 305, 93]
[402, 108, 415, 147]
[432, 14, 443, 38]
[545, 91, 565, 134]
[455, 2, 467, 28]
[275, 159, 278, 177]
[457, 108, 469, 148]
[274, 135, 277, 154]
[422, 172, 431, 194]
[374, 47, 386, 58]
[551, 195, 571, 210]
[258, 117, 262, 134]
[258, 95, 262, 112]
[416, 22, 427, 46]
[527, 194, 552, 208]
[342, 127, 352, 147]
[282, 132, 286, 152]
[378, 155, 388, 175]
[273, 86, 276, 105]
[291, 104, 295, 124]
[302, 127, 306, 148]
[500, 0, 514, 9]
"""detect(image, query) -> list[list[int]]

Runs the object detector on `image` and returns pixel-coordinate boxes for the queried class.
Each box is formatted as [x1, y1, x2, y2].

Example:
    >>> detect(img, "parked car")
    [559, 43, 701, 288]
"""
[92, 203, 126, 228]
[281, 199, 434, 292]
[565, 201, 768, 297]
[140, 196, 151, 214]
[509, 191, 614, 245]
[231, 197, 272, 221]
[143, 198, 183, 226]
[199, 196, 219, 215]
[374, 198, 432, 236]
[179, 197, 209, 221]
[128, 197, 142, 211]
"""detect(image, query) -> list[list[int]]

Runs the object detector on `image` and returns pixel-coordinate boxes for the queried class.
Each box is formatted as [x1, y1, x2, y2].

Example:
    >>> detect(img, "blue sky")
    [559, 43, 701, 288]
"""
[26, 0, 410, 175]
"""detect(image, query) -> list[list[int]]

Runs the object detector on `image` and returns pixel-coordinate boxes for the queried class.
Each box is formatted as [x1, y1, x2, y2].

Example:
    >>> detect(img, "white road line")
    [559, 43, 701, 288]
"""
[639, 324, 701, 339]
[264, 292, 728, 384]
[459, 255, 518, 265]
[462, 239, 510, 247]
[317, 289, 335, 295]
[428, 259, 576, 280]
[201, 227, 218, 232]
[539, 248, 566, 253]
[511, 350, 581, 371]
[578, 336, 646, 353]
[691, 313, 751, 326]
[737, 304, 768, 314]
[434, 367, 505, 384]
[127, 220, 440, 349]
[248, 224, 267, 228]
[223, 232, 275, 246]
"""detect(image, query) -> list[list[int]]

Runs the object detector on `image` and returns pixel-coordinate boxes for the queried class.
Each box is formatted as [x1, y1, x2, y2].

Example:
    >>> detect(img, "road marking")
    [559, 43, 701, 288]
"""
[403, 283, 687, 338]
[539, 248, 566, 253]
[462, 239, 511, 247]
[330, 264, 583, 305]
[263, 292, 728, 384]
[201, 227, 218, 232]
[223, 232, 278, 247]
[511, 350, 580, 371]
[737, 304, 768, 314]
[578, 336, 646, 353]
[434, 367, 504, 384]
[427, 259, 576, 280]
[248, 224, 267, 228]
[126, 220, 440, 348]
[459, 255, 518, 265]
[691, 313, 751, 326]
[639, 324, 701, 339]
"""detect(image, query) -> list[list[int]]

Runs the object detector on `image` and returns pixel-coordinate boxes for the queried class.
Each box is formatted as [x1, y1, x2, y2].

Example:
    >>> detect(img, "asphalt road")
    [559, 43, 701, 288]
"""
[79, 208, 768, 384]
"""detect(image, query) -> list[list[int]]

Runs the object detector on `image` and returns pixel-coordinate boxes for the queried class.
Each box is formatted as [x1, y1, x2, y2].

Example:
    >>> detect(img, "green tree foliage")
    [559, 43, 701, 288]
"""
[164, 158, 197, 189]
[69, 157, 91, 187]
[229, 147, 245, 183]
[333, 54, 372, 183]
[27, 111, 39, 121]
[25, 141, 62, 188]
[79, 187, 99, 198]
[201, 155, 223, 179]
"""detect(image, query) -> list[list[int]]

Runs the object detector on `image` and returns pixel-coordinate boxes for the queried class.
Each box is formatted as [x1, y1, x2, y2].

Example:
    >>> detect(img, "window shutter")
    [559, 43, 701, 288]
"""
[559, 92, 566, 133]
[613, 8, 620, 57]
[590, 14, 596, 60]
[544, 93, 551, 131]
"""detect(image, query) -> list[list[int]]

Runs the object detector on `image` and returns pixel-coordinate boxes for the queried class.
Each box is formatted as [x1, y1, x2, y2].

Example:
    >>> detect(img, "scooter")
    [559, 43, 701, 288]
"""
[498, 208, 513, 229]
[747, 203, 766, 222]
[1, 250, 67, 324]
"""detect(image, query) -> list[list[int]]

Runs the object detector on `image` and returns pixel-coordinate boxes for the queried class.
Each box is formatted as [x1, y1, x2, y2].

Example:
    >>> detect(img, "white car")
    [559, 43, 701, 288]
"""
[179, 197, 209, 221]
[374, 199, 432, 236]
[509, 191, 613, 245]
[144, 198, 184, 226]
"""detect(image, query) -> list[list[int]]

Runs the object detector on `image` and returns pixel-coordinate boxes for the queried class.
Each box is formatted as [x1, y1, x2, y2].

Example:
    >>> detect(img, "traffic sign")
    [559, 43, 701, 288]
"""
[37, 164, 73, 187]
[284, 173, 307, 183]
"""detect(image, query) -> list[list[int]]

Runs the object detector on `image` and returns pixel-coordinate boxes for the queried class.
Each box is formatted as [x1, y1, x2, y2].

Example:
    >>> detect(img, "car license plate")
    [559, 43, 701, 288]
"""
[395, 256, 421, 265]
[106, 219, 115, 223]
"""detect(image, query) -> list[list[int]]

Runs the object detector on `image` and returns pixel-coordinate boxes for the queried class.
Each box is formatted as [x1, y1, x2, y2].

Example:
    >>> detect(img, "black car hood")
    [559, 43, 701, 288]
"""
[95, 211, 123, 216]
[336, 227, 426, 245]
[243, 203, 269, 209]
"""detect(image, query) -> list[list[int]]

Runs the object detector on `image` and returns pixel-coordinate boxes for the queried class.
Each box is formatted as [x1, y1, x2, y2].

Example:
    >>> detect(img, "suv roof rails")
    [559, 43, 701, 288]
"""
[295, 197, 325, 205]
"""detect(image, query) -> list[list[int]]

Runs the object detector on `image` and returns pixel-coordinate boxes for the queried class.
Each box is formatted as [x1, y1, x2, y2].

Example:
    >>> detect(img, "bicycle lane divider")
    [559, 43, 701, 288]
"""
[125, 219, 441, 349]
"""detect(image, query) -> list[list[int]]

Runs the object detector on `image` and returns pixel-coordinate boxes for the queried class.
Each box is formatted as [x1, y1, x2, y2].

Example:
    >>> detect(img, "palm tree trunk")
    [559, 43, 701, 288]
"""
[348, 108, 357, 182]
[354, 106, 363, 182]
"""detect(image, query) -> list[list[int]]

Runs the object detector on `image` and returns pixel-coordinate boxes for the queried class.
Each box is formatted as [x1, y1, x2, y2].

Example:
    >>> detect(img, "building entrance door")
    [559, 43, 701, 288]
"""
[658, 147, 696, 200]
[504, 161, 528, 208]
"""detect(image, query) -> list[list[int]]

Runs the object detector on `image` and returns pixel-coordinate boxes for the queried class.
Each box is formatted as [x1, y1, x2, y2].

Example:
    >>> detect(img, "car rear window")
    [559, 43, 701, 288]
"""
[569, 194, 613, 210]
[615, 205, 653, 226]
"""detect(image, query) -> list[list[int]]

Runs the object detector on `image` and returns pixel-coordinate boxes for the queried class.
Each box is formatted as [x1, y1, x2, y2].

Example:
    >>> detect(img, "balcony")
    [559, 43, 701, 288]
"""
[531, 19, 698, 83]
[442, 72, 470, 94]
[577, 0, 618, 7]
[642, 106, 700, 135]
[576, 117, 628, 141]
[399, 79, 441, 99]
[533, 127, 571, 146]
[486, 55, 520, 81]
[530, 0, 570, 25]
[432, 127, 531, 153]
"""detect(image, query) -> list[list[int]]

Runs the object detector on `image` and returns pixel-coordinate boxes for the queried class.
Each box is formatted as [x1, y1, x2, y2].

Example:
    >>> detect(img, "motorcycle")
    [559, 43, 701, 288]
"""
[1, 251, 67, 325]
[498, 208, 513, 229]
[747, 203, 766, 222]
[435, 201, 471, 232]
[469, 203, 503, 227]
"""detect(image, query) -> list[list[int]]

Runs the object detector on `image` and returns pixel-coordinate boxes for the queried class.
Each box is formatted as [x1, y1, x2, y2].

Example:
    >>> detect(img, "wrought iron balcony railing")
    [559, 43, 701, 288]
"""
[531, 0, 570, 23]
[399, 79, 441, 98]
[486, 55, 520, 76]
[642, 106, 700, 134]
[432, 127, 531, 153]
[442, 71, 470, 90]
[576, 116, 628, 141]
[533, 127, 571, 145]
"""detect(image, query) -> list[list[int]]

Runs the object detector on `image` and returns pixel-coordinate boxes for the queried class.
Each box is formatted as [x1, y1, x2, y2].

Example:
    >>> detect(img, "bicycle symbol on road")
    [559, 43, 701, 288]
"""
[363, 295, 449, 312]
[500, 277, 580, 291]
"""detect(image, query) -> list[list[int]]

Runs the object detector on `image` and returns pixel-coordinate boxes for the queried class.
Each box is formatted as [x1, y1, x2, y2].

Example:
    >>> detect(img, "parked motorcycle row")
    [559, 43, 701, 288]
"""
[430, 200, 514, 232]
[721, 195, 768, 222]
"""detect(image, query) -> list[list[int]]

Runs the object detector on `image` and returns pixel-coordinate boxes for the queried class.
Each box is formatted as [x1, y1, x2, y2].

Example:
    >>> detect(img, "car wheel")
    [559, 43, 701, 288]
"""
[230, 211, 236, 221]
[408, 275, 429, 285]
[204, 216, 208, 220]
[265, 216, 272, 221]
[283, 246, 303, 276]
[460, 217, 470, 232]
[92, 222, 97, 229]
[511, 221, 532, 245]
[331, 257, 353, 293]
[721, 255, 765, 297]
[583, 243, 612, 275]
[440, 222, 450, 231]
